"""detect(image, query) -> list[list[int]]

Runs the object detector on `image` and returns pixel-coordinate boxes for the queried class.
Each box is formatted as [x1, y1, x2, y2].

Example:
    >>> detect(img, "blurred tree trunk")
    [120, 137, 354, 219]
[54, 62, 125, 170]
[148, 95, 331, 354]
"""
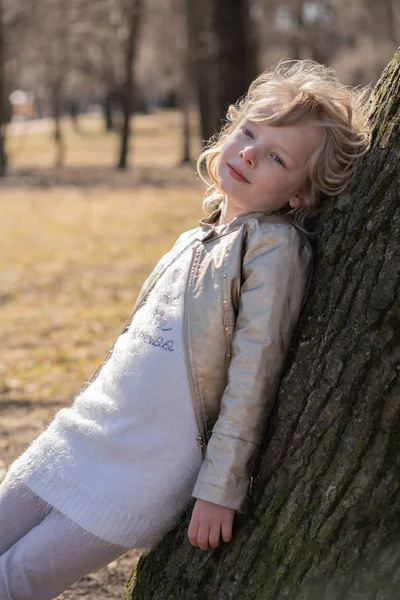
[117, 0, 143, 170]
[289, 0, 304, 59]
[385, 0, 398, 44]
[185, 0, 219, 143]
[69, 100, 80, 133]
[103, 91, 116, 133]
[180, 54, 191, 164]
[52, 80, 65, 168]
[122, 50, 400, 600]
[286, 0, 335, 66]
[185, 0, 258, 145]
[0, 0, 7, 176]
[179, 0, 192, 164]
[50, 0, 69, 169]
[213, 0, 258, 120]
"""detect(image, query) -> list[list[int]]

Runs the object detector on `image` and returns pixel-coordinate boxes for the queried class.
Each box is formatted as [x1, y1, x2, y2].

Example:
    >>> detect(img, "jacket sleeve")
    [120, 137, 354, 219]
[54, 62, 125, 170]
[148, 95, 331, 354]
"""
[191, 222, 313, 513]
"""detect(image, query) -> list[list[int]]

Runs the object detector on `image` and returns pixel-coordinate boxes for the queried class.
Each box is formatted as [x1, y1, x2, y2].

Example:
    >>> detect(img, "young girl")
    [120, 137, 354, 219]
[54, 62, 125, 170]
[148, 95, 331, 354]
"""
[0, 60, 371, 599]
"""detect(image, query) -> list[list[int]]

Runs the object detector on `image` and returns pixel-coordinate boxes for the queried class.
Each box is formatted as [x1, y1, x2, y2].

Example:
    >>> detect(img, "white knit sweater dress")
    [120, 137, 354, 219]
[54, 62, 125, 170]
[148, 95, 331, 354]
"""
[7, 239, 206, 550]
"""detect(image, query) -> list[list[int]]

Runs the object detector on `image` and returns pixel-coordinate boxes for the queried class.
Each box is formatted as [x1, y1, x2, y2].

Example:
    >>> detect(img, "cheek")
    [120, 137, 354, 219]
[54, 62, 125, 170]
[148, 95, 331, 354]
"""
[215, 157, 229, 193]
[216, 154, 224, 181]
[217, 144, 232, 174]
[217, 141, 238, 180]
[218, 143, 230, 164]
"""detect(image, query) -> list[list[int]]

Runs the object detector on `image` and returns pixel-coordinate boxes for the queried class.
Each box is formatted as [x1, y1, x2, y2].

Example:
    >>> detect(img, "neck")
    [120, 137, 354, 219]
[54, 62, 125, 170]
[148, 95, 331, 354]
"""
[217, 200, 239, 226]
[217, 198, 284, 226]
[217, 200, 266, 226]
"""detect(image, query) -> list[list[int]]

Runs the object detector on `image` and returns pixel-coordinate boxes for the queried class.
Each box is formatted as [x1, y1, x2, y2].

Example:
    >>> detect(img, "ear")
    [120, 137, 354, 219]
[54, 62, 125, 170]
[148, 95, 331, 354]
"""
[289, 180, 309, 209]
[288, 193, 303, 209]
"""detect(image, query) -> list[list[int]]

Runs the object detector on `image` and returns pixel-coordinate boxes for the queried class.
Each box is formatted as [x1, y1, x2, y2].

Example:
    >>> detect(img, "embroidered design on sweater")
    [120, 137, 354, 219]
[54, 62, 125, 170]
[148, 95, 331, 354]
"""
[128, 266, 185, 353]
[131, 307, 175, 352]
[131, 329, 174, 351]
[155, 308, 172, 331]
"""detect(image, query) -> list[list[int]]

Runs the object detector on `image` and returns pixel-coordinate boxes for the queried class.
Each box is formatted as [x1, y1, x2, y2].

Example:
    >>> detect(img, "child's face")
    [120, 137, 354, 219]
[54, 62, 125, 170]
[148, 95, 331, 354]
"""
[216, 118, 322, 215]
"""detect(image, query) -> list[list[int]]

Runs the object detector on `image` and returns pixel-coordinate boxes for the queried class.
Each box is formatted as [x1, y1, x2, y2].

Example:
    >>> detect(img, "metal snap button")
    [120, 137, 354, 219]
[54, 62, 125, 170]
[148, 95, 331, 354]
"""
[222, 273, 227, 278]
[225, 326, 230, 332]
[223, 300, 228, 304]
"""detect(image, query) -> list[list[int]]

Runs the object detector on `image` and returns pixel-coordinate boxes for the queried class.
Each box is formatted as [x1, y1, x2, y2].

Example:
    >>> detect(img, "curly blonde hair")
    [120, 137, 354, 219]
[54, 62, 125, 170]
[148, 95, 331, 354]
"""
[196, 59, 372, 232]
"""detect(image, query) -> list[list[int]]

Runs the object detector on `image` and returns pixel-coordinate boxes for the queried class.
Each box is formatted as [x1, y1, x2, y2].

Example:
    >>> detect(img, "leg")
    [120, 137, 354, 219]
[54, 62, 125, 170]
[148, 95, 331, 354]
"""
[0, 476, 52, 555]
[0, 507, 129, 600]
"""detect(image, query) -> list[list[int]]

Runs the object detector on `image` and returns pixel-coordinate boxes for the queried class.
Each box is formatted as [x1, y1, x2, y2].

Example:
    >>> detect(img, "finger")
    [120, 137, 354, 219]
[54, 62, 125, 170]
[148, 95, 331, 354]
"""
[221, 519, 233, 543]
[188, 519, 199, 547]
[208, 524, 221, 548]
[197, 523, 210, 551]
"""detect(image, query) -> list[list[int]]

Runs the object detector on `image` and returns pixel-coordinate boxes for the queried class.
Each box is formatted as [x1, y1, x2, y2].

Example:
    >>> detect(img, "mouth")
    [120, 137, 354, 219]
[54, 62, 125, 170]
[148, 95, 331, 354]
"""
[227, 163, 250, 183]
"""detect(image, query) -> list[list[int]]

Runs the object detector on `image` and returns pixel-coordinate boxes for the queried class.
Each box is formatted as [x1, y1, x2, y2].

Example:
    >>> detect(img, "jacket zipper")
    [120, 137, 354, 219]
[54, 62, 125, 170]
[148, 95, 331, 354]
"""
[183, 245, 207, 461]
[196, 435, 206, 459]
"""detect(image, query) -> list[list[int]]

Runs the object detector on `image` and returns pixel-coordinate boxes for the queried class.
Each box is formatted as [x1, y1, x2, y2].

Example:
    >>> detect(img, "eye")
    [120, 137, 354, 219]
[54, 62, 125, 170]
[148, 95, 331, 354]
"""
[271, 154, 285, 166]
[241, 126, 254, 139]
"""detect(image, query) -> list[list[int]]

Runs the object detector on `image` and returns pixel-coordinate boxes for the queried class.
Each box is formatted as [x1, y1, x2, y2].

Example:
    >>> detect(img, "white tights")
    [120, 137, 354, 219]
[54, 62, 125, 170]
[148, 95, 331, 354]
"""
[0, 476, 130, 600]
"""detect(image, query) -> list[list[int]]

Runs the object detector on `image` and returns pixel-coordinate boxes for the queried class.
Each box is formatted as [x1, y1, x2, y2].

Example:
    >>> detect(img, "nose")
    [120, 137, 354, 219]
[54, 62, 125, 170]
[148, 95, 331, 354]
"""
[239, 146, 256, 168]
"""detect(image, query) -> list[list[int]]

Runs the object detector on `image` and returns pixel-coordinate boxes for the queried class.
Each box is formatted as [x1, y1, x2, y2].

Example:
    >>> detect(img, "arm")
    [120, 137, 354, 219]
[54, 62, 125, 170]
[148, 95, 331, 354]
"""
[191, 222, 313, 517]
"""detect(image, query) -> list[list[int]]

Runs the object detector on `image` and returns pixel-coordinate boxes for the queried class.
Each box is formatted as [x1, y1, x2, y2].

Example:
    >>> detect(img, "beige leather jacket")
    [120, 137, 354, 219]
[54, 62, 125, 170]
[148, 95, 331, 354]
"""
[85, 207, 313, 514]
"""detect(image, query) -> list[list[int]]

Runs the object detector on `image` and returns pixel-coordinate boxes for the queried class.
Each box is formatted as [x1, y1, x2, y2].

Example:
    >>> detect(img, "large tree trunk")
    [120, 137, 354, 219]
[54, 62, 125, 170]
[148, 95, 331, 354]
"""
[122, 50, 400, 600]
[185, 0, 258, 145]
[213, 0, 258, 120]
[185, 0, 219, 143]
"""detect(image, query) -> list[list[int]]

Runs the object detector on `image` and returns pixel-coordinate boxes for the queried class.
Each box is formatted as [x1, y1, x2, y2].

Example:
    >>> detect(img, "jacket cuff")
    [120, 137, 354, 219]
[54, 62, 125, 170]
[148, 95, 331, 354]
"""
[191, 479, 250, 514]
[191, 431, 258, 513]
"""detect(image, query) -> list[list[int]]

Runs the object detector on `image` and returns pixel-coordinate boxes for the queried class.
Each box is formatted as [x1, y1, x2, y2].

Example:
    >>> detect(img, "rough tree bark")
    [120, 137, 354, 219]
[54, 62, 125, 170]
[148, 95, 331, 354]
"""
[122, 50, 400, 600]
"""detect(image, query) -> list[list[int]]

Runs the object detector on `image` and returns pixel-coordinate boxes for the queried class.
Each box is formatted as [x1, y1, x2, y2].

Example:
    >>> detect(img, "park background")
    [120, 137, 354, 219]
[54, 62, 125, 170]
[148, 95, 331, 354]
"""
[0, 0, 398, 597]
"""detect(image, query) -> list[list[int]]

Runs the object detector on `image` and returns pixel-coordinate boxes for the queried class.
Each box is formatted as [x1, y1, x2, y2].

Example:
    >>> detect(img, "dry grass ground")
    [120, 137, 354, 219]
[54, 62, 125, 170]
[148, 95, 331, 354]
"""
[0, 110, 203, 598]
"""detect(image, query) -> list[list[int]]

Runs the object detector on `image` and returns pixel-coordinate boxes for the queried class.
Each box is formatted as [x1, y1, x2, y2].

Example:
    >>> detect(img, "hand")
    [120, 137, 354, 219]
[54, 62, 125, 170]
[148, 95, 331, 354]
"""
[188, 498, 235, 551]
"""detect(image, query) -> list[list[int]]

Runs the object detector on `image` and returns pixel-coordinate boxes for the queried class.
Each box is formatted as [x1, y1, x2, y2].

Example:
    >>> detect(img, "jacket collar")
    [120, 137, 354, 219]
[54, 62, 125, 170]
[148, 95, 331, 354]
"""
[197, 207, 269, 242]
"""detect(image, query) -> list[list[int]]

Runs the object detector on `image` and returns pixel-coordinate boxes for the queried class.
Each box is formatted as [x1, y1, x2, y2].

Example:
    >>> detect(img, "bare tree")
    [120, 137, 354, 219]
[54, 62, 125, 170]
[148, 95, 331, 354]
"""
[117, 0, 144, 170]
[180, 39, 192, 164]
[173, 0, 191, 164]
[43, 0, 71, 168]
[122, 49, 400, 600]
[8, 0, 71, 166]
[50, 0, 68, 167]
